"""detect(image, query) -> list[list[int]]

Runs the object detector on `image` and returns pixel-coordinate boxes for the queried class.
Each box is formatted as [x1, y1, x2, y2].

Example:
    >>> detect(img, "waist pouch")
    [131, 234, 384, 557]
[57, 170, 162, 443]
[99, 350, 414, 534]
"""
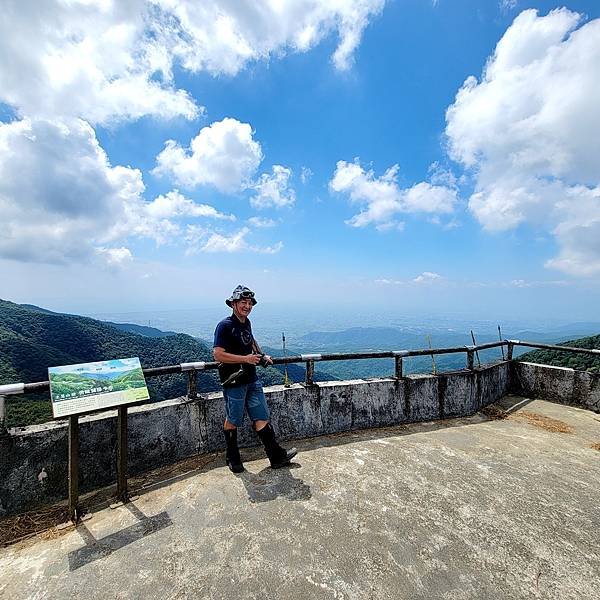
[219, 363, 254, 387]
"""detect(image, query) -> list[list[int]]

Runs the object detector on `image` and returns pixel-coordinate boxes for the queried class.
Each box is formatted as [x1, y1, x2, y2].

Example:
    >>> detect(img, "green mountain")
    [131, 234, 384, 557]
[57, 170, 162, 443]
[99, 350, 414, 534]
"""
[517, 334, 600, 374]
[0, 299, 287, 427]
[106, 322, 177, 338]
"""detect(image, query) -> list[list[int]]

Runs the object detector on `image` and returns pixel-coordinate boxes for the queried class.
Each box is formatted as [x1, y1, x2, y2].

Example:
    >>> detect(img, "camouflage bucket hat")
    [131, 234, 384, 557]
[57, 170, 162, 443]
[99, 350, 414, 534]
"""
[226, 285, 257, 307]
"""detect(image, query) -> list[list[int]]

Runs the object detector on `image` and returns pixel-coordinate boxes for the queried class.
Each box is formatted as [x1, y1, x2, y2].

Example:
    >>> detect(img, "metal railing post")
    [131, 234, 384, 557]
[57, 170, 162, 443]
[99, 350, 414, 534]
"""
[507, 342, 514, 361]
[305, 360, 314, 386]
[116, 406, 129, 504]
[395, 356, 403, 379]
[187, 370, 197, 399]
[466, 348, 475, 370]
[0, 395, 6, 435]
[393, 351, 408, 379]
[301, 354, 321, 386]
[181, 362, 206, 400]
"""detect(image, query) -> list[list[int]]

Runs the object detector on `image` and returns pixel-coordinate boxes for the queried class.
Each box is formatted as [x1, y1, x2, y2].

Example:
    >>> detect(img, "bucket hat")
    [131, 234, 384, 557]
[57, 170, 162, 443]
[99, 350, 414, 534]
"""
[226, 285, 257, 307]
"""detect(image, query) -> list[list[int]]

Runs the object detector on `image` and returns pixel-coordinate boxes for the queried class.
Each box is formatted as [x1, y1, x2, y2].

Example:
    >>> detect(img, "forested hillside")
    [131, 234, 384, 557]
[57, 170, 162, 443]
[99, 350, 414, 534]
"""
[0, 300, 288, 427]
[517, 334, 600, 373]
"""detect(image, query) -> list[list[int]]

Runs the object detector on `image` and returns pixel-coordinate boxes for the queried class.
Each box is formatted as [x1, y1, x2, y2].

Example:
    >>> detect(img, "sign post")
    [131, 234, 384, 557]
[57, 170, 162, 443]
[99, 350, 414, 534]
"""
[116, 406, 129, 503]
[49, 357, 149, 522]
[68, 415, 79, 522]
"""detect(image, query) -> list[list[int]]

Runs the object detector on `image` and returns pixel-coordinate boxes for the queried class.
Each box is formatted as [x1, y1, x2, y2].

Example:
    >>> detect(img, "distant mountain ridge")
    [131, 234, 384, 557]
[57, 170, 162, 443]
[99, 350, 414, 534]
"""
[296, 324, 600, 379]
[19, 304, 178, 338]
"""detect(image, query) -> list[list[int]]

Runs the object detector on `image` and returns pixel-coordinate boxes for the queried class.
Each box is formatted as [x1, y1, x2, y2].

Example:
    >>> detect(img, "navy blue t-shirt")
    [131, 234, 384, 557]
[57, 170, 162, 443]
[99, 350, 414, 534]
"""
[213, 314, 257, 386]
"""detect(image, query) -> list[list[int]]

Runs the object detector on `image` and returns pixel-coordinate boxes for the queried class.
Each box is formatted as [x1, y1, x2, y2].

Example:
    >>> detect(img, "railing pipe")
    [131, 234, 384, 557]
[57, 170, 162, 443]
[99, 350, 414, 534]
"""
[2, 340, 599, 408]
[510, 340, 600, 355]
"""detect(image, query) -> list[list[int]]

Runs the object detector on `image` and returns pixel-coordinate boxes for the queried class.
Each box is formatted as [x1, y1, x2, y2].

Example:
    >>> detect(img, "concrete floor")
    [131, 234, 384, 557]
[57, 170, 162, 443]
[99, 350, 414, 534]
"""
[1, 396, 599, 600]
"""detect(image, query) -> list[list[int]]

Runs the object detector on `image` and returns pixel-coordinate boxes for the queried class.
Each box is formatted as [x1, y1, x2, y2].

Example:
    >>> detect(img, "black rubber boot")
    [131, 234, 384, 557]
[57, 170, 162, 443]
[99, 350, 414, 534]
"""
[256, 423, 297, 469]
[224, 428, 244, 473]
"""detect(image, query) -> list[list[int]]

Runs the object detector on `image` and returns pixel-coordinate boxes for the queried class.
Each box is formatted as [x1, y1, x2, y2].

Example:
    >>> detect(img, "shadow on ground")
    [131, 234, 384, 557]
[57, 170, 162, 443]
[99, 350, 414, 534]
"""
[1, 399, 537, 547]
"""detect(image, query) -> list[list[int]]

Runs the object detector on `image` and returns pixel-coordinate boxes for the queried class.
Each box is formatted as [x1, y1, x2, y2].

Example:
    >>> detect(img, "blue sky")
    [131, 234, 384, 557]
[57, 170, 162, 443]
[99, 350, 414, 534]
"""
[1, 1, 599, 320]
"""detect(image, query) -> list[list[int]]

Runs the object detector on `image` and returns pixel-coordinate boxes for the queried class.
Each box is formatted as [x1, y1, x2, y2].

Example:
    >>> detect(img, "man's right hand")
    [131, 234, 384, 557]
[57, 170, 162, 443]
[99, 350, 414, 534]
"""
[245, 354, 262, 365]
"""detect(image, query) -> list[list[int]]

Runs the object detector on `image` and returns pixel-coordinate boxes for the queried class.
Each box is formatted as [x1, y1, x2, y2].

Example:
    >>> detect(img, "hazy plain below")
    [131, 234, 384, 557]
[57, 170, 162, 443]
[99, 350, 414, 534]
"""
[87, 305, 600, 378]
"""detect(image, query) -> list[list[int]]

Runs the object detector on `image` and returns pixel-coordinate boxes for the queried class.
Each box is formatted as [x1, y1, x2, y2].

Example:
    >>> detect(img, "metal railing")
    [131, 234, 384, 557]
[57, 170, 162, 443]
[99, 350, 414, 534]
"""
[1, 339, 599, 433]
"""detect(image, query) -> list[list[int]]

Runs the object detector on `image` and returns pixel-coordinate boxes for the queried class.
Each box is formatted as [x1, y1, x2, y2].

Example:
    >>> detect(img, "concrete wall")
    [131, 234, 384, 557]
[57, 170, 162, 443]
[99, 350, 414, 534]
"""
[1, 363, 512, 516]
[512, 362, 600, 414]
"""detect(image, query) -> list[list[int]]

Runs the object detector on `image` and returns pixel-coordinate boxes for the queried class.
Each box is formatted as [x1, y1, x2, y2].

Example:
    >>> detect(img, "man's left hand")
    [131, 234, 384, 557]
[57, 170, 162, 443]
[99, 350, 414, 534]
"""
[263, 354, 273, 366]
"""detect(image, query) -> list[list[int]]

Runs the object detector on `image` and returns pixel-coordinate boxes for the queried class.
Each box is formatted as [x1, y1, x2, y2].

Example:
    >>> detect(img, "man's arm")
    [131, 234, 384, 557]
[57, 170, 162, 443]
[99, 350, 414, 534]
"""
[213, 347, 261, 365]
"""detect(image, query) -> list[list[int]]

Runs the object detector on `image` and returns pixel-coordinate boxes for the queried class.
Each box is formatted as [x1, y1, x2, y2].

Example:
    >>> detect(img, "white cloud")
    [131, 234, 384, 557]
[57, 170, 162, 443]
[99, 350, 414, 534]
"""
[153, 118, 263, 193]
[162, 0, 385, 74]
[251, 165, 295, 209]
[403, 182, 456, 213]
[375, 272, 444, 285]
[0, 118, 246, 261]
[144, 191, 234, 221]
[96, 247, 133, 267]
[0, 0, 199, 125]
[0, 118, 144, 263]
[300, 166, 313, 184]
[0, 1, 384, 125]
[329, 159, 457, 229]
[199, 228, 250, 254]
[413, 272, 442, 284]
[186, 226, 283, 255]
[248, 217, 277, 228]
[126, 190, 236, 245]
[446, 8, 600, 276]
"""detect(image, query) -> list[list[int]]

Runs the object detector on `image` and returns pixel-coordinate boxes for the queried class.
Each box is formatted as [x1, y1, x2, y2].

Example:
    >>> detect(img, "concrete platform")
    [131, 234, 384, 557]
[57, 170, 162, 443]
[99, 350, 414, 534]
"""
[1, 396, 599, 600]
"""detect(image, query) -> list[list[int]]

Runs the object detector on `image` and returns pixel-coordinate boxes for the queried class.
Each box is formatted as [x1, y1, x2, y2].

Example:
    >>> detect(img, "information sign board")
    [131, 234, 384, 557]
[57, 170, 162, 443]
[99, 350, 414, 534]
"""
[49, 357, 149, 418]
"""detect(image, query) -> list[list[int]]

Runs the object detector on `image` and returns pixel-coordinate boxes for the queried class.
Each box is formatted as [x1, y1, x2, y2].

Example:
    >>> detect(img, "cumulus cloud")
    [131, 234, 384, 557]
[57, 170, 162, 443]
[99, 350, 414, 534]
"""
[329, 159, 457, 229]
[0, 0, 199, 125]
[143, 191, 234, 221]
[153, 118, 263, 193]
[0, 118, 243, 262]
[0, 1, 385, 266]
[0, 1, 384, 124]
[413, 272, 442, 284]
[0, 118, 144, 263]
[161, 0, 385, 74]
[446, 8, 600, 276]
[127, 190, 236, 245]
[186, 226, 283, 255]
[96, 247, 134, 267]
[251, 165, 296, 209]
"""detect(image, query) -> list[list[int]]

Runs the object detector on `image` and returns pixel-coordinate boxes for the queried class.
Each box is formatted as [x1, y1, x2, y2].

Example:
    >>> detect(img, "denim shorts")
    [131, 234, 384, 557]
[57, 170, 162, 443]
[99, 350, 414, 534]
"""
[223, 381, 270, 427]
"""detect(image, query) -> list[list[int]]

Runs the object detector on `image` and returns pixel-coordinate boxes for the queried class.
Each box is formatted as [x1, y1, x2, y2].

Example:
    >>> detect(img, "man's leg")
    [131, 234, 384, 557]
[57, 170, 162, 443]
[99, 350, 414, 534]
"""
[247, 382, 297, 468]
[223, 386, 246, 473]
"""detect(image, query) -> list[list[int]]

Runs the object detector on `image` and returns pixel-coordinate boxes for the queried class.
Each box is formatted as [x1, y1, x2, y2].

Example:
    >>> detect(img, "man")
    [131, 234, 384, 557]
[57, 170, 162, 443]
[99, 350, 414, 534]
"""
[213, 285, 297, 473]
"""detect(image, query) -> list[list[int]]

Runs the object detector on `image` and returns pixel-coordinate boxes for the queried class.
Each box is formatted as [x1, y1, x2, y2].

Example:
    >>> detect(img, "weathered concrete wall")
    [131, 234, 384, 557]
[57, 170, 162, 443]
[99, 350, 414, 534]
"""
[512, 362, 600, 414]
[1, 363, 510, 516]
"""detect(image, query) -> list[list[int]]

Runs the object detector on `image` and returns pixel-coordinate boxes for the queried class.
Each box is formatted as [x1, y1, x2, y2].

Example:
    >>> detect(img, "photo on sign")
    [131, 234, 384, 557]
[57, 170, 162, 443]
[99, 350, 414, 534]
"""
[49, 357, 149, 418]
